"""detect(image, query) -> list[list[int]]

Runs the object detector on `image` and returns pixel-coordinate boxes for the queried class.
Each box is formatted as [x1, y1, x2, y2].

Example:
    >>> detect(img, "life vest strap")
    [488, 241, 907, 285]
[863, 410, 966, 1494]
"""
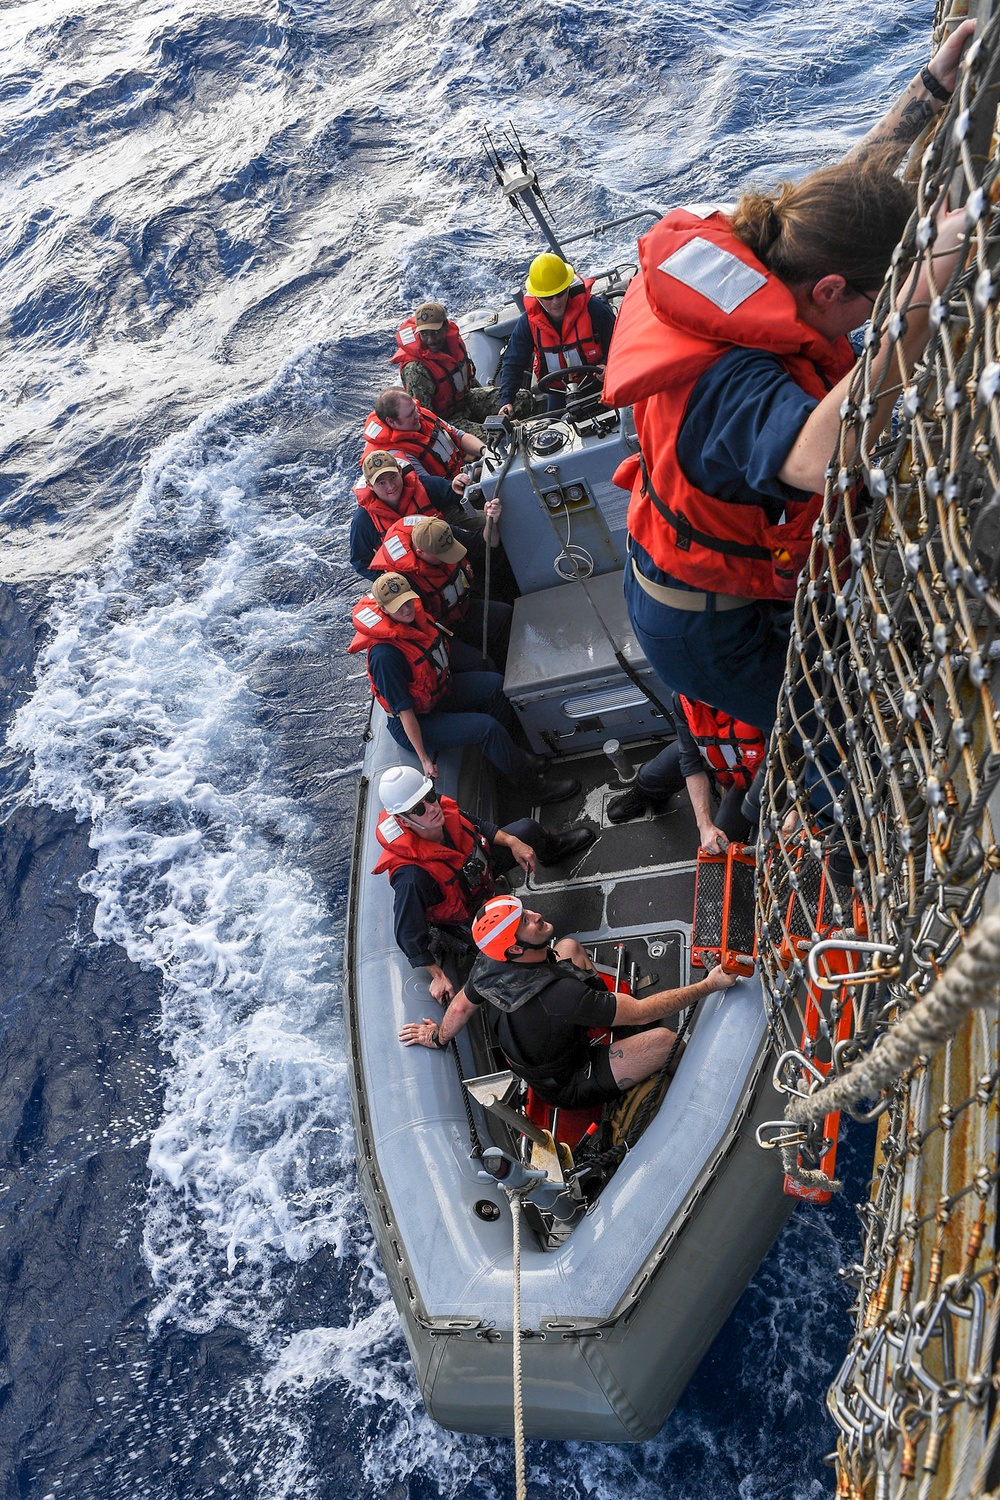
[639, 454, 773, 564]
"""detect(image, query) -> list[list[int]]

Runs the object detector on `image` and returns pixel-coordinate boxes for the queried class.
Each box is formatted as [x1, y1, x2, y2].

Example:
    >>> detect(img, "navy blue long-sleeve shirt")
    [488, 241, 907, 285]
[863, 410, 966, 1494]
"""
[631, 346, 820, 588]
[498, 294, 616, 408]
[348, 472, 456, 581]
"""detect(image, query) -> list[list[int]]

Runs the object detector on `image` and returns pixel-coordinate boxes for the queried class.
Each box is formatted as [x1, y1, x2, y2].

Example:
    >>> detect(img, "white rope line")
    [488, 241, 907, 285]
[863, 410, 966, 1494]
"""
[510, 1190, 527, 1500]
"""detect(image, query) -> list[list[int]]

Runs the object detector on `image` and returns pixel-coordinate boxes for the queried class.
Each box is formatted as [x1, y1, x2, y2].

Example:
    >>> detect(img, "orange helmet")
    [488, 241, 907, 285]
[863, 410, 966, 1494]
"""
[472, 896, 524, 961]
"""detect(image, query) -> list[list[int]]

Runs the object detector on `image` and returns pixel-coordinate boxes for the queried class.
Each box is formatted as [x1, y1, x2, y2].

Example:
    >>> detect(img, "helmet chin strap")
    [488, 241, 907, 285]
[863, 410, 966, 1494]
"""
[513, 936, 552, 952]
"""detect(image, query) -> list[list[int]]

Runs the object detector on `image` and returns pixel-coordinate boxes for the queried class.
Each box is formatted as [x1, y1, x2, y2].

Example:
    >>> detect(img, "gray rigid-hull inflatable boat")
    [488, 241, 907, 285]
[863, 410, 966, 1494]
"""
[344, 276, 793, 1442]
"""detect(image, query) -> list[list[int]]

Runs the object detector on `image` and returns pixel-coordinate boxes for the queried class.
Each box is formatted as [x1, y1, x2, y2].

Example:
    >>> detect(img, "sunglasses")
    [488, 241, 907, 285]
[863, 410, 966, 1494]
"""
[846, 283, 878, 306]
[404, 789, 440, 817]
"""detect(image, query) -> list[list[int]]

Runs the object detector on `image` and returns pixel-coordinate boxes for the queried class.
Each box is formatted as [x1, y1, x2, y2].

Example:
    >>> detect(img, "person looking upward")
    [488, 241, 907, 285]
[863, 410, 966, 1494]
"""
[392, 301, 508, 439]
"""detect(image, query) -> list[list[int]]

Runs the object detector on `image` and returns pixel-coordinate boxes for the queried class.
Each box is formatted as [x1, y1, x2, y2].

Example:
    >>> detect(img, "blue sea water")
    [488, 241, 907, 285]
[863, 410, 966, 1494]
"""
[0, 1, 929, 1495]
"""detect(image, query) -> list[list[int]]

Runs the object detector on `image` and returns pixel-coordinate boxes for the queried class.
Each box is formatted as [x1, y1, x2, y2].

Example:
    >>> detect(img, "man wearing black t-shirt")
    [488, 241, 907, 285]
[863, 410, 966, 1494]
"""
[399, 897, 736, 1108]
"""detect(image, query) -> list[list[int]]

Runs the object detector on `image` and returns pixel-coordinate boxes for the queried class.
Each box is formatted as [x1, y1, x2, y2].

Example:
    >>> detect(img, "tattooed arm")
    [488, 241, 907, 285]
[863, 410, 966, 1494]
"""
[850, 18, 975, 165]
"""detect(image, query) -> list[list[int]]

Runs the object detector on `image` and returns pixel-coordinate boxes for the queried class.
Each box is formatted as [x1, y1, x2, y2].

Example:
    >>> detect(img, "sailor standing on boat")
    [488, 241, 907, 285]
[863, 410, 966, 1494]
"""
[603, 21, 975, 740]
[497, 253, 615, 416]
[374, 767, 596, 1004]
[400, 896, 736, 1107]
[392, 301, 511, 439]
[348, 572, 578, 803]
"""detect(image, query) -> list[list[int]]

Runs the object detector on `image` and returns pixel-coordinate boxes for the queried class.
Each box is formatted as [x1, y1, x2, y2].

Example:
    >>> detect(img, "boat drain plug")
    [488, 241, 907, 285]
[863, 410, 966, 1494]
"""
[474, 1199, 502, 1222]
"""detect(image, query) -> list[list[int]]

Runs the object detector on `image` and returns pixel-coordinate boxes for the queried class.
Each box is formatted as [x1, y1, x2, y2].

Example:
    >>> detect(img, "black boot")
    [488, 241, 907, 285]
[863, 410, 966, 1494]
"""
[521, 753, 580, 805]
[530, 771, 581, 805]
[607, 783, 670, 824]
[542, 825, 597, 863]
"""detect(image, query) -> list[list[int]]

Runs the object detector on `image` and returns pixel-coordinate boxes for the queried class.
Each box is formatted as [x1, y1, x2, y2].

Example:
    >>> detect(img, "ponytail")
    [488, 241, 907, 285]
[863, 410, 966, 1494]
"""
[731, 147, 915, 291]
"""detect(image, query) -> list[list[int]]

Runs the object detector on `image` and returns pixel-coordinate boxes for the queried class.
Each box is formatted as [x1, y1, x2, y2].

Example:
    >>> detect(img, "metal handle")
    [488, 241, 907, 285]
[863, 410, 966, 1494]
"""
[806, 937, 898, 989]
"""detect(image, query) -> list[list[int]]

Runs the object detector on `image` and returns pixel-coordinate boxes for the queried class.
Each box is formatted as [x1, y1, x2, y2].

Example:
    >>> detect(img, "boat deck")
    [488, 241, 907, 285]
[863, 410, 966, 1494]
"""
[495, 739, 697, 988]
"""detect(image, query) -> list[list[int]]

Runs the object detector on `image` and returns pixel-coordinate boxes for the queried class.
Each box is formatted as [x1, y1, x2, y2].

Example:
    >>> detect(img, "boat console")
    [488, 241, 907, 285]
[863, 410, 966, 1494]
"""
[460, 267, 639, 595]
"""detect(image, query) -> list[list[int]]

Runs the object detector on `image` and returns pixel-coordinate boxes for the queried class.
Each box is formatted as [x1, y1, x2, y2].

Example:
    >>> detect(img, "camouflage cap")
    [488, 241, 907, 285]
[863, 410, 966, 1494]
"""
[372, 572, 420, 616]
[410, 517, 466, 564]
[362, 450, 402, 483]
[413, 301, 447, 331]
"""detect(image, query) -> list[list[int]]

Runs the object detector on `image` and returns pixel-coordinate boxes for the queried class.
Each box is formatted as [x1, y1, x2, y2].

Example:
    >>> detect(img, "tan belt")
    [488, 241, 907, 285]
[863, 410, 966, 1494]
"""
[631, 558, 750, 612]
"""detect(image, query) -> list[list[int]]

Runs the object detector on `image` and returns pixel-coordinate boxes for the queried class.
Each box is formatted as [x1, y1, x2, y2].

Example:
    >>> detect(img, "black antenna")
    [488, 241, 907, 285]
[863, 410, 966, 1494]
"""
[480, 123, 566, 257]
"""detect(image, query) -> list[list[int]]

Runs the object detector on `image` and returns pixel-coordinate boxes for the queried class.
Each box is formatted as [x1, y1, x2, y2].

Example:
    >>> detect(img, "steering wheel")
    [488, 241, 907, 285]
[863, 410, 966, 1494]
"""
[532, 364, 606, 397]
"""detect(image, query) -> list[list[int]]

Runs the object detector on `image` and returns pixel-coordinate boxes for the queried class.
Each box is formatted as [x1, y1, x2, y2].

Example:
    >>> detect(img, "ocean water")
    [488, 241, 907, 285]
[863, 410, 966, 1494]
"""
[0, 0, 927, 1495]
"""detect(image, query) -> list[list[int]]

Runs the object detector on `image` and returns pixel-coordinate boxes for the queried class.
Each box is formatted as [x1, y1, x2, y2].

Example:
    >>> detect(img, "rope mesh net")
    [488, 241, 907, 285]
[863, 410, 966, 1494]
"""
[754, 2, 1000, 1490]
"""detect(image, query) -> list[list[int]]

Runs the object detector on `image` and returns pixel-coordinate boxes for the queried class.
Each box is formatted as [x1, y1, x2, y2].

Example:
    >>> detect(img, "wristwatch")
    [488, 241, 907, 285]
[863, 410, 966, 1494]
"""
[431, 1026, 448, 1049]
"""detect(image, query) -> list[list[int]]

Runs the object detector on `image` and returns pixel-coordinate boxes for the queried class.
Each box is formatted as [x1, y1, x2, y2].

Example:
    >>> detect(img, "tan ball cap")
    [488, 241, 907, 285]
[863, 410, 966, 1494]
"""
[362, 450, 401, 483]
[410, 517, 467, 563]
[413, 301, 447, 331]
[372, 572, 420, 615]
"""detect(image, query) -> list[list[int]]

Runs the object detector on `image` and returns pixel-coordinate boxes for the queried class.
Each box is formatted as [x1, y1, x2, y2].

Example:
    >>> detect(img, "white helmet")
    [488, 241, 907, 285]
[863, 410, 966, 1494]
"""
[378, 765, 434, 816]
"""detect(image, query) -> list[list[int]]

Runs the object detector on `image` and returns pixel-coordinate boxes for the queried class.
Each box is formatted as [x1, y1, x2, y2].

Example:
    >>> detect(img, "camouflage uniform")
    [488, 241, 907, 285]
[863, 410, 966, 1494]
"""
[399, 360, 533, 439]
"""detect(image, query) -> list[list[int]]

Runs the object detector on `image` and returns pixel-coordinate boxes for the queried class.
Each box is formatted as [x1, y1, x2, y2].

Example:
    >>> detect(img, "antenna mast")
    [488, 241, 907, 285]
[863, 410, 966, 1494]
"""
[481, 122, 567, 259]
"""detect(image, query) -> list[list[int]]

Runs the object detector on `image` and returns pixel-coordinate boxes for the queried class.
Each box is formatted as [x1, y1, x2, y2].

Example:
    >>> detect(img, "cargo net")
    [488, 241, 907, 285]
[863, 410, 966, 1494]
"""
[755, 6, 1000, 1493]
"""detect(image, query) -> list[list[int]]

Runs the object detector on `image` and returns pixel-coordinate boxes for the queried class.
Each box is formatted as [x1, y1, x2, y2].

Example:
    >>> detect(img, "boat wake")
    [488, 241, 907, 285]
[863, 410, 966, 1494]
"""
[12, 365, 361, 1328]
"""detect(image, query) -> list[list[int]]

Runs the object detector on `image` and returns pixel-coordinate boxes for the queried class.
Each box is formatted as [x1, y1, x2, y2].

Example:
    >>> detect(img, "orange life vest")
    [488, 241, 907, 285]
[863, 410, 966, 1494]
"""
[391, 319, 474, 418]
[361, 403, 465, 480]
[369, 516, 474, 624]
[525, 279, 604, 391]
[603, 211, 855, 599]
[347, 595, 451, 715]
[372, 795, 495, 925]
[353, 464, 442, 541]
[677, 695, 766, 790]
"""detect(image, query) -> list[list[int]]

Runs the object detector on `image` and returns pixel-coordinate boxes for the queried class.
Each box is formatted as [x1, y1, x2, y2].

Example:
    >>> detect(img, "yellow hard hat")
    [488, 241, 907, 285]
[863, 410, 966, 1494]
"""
[524, 252, 574, 299]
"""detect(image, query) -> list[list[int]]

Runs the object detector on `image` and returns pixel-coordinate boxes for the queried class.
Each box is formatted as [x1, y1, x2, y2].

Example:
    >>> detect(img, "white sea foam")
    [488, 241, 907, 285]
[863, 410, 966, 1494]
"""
[12, 372, 361, 1346]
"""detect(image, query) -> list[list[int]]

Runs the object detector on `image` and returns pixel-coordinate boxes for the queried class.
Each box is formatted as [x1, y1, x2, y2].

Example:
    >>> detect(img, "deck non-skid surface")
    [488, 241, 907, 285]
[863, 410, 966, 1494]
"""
[496, 741, 700, 980]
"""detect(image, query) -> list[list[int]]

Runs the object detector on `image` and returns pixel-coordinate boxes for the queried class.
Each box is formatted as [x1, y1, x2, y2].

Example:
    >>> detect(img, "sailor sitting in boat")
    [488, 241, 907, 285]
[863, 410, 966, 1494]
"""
[349, 450, 474, 581]
[374, 767, 596, 1004]
[347, 572, 578, 804]
[400, 896, 735, 1108]
[607, 692, 765, 849]
[392, 300, 514, 440]
[362, 388, 487, 485]
[369, 513, 512, 669]
[497, 252, 615, 417]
